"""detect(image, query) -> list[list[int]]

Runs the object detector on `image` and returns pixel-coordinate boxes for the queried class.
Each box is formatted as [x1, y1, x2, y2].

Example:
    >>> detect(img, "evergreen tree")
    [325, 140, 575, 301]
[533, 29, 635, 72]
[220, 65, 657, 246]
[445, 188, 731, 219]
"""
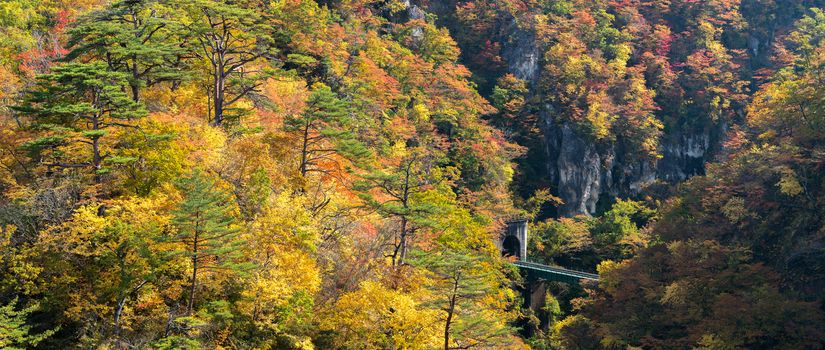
[284, 83, 369, 178]
[180, 0, 278, 126]
[411, 246, 514, 350]
[65, 0, 185, 102]
[355, 151, 436, 266]
[13, 62, 147, 180]
[0, 298, 57, 350]
[170, 169, 248, 315]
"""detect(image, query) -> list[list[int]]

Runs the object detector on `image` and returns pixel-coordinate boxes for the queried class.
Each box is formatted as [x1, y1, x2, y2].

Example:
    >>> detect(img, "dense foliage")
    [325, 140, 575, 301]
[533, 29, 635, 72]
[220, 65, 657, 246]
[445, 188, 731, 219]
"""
[1, 0, 824, 349]
[518, 6, 825, 349]
[0, 0, 522, 348]
[436, 0, 824, 199]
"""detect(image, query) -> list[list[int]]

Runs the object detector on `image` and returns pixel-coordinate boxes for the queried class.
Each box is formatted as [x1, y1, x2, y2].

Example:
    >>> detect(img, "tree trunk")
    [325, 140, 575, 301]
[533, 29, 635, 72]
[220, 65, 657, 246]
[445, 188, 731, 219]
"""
[92, 113, 102, 183]
[113, 279, 147, 336]
[443, 315, 452, 350]
[164, 307, 175, 336]
[398, 155, 416, 266]
[397, 159, 413, 266]
[444, 275, 460, 350]
[114, 296, 126, 335]
[213, 71, 224, 126]
[399, 216, 408, 265]
[300, 122, 310, 177]
[212, 53, 226, 126]
[92, 138, 101, 171]
[188, 231, 199, 315]
[131, 59, 140, 102]
[131, 83, 140, 103]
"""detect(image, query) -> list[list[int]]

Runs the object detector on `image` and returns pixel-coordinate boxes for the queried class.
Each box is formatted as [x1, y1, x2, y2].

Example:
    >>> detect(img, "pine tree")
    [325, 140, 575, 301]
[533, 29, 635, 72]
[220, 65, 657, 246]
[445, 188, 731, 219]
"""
[65, 0, 185, 102]
[411, 246, 514, 350]
[0, 298, 57, 350]
[355, 152, 434, 266]
[180, 0, 278, 126]
[284, 83, 369, 178]
[13, 62, 147, 180]
[170, 169, 248, 315]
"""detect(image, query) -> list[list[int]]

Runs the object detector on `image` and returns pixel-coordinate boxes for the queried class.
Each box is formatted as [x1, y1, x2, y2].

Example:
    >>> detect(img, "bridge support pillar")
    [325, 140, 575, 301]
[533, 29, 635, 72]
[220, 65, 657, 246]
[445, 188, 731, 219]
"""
[516, 279, 549, 338]
[527, 280, 547, 312]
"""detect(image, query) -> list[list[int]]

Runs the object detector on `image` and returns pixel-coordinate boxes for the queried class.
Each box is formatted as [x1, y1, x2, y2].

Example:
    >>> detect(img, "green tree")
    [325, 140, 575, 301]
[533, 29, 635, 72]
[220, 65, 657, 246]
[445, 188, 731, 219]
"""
[411, 246, 514, 350]
[784, 8, 825, 72]
[284, 83, 368, 179]
[180, 0, 278, 126]
[170, 169, 248, 315]
[65, 0, 185, 102]
[13, 62, 147, 180]
[0, 298, 57, 350]
[490, 74, 533, 139]
[589, 199, 654, 260]
[355, 151, 438, 266]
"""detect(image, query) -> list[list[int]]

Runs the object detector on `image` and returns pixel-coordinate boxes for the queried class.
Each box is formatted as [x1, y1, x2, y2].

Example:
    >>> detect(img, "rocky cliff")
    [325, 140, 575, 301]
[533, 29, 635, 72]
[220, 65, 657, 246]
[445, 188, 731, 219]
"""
[418, 1, 814, 217]
[498, 17, 723, 216]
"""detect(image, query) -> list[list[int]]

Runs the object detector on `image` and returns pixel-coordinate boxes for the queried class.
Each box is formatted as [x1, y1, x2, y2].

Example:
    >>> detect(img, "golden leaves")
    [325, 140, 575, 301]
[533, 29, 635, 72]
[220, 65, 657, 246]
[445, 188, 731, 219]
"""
[323, 281, 440, 350]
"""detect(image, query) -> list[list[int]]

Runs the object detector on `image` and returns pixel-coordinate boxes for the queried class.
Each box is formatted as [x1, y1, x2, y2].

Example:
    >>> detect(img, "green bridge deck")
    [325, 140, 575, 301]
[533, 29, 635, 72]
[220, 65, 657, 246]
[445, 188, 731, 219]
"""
[514, 261, 599, 284]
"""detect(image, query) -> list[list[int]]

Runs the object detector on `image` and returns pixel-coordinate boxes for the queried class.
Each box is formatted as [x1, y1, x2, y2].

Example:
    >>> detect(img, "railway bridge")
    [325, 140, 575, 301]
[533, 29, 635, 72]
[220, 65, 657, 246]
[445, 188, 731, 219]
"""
[498, 219, 599, 284]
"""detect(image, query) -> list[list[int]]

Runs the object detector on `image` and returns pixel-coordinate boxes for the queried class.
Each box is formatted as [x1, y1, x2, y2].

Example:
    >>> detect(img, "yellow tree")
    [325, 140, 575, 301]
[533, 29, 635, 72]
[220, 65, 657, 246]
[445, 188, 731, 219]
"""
[239, 192, 320, 340]
[322, 280, 440, 349]
[38, 195, 172, 340]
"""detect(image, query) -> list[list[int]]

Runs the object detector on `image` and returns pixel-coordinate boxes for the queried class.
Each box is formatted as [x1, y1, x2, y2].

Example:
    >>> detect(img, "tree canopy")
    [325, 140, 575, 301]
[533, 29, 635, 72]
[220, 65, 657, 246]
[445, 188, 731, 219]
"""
[0, 0, 823, 349]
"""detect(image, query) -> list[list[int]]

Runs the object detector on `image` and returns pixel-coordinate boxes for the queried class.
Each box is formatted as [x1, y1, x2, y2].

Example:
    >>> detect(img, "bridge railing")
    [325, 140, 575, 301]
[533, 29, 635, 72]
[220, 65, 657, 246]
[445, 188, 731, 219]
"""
[514, 260, 600, 282]
[520, 258, 599, 274]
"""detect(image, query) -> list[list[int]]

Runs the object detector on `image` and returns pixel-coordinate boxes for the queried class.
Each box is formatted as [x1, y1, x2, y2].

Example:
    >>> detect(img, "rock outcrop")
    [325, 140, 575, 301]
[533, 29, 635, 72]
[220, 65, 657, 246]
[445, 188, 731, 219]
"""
[498, 17, 721, 216]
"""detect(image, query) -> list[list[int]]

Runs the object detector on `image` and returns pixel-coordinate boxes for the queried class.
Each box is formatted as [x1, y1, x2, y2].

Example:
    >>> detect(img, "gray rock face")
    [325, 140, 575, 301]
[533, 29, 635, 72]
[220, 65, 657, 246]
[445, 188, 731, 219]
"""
[656, 131, 715, 182]
[398, 0, 427, 41]
[499, 18, 718, 216]
[406, 1, 426, 40]
[500, 19, 540, 83]
[541, 118, 717, 217]
[552, 123, 603, 215]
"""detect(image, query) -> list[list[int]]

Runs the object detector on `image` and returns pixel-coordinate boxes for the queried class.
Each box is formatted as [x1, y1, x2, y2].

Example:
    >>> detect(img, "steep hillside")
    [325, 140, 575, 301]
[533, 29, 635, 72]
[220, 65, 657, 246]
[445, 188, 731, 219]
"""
[1, 0, 824, 349]
[0, 0, 523, 348]
[574, 13, 825, 346]
[425, 0, 825, 216]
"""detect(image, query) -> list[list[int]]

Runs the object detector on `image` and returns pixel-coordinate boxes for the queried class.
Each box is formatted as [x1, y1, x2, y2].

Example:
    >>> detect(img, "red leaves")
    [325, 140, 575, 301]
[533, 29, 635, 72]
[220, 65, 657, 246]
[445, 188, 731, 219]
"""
[654, 27, 674, 57]
[474, 40, 504, 69]
[572, 10, 597, 28]
[17, 10, 72, 75]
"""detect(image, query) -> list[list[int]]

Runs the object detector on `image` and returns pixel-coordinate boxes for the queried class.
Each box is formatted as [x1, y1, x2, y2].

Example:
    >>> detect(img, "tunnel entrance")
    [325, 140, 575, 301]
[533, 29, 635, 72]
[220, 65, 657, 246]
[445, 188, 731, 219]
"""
[502, 235, 521, 259]
[501, 219, 528, 260]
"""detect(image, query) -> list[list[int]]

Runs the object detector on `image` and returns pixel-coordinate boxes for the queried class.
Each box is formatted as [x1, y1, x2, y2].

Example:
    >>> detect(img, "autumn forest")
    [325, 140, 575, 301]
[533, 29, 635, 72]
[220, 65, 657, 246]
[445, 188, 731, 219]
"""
[0, 0, 824, 349]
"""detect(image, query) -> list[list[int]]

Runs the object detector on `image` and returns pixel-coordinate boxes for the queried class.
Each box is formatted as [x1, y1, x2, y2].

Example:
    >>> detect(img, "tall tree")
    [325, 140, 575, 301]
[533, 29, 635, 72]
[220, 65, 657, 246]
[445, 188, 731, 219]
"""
[13, 62, 147, 180]
[65, 0, 185, 102]
[181, 0, 278, 126]
[170, 169, 247, 315]
[284, 83, 368, 179]
[412, 246, 514, 350]
[355, 151, 436, 266]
